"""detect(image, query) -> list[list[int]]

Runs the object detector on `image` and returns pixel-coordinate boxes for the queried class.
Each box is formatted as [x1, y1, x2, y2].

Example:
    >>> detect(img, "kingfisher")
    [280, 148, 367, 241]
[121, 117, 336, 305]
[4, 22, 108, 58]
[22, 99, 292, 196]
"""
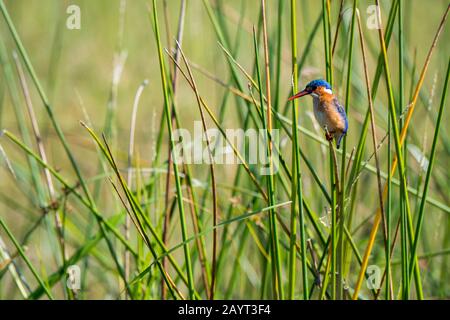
[288, 79, 348, 149]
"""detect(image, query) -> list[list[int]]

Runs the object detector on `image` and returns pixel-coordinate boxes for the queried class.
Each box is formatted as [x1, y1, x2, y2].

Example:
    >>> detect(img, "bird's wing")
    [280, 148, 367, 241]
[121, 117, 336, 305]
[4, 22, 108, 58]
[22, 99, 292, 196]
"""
[333, 97, 348, 133]
[333, 97, 346, 115]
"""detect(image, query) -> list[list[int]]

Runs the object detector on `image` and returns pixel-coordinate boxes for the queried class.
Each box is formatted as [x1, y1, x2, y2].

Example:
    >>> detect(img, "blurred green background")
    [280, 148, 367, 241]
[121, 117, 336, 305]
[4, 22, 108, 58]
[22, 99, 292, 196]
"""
[0, 0, 449, 299]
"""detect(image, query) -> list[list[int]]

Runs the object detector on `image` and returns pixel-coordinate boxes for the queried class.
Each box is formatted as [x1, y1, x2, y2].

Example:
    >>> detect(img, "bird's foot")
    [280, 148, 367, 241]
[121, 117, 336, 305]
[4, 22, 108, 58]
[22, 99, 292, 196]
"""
[324, 126, 334, 142]
[325, 131, 333, 142]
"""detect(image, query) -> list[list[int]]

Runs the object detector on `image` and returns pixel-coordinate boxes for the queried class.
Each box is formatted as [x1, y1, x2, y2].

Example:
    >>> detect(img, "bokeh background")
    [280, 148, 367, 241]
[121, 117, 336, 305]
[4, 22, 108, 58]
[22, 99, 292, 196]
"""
[0, 0, 449, 299]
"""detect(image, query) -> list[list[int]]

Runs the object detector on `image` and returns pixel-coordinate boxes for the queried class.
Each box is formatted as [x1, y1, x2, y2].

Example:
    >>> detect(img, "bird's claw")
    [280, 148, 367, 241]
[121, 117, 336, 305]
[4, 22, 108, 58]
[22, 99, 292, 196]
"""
[324, 126, 332, 141]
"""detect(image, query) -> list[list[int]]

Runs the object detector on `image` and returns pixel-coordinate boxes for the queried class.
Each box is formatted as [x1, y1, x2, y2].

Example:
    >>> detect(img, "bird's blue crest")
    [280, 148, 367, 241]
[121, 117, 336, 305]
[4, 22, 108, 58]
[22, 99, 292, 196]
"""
[306, 79, 332, 90]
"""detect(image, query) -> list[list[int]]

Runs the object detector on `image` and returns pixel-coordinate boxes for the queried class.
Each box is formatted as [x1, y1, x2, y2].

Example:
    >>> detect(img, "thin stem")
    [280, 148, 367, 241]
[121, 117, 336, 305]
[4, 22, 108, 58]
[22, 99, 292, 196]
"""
[161, 0, 187, 299]
[407, 58, 449, 291]
[356, 11, 388, 298]
[151, 0, 195, 298]
[289, 0, 308, 300]
[352, 4, 449, 299]
[175, 41, 219, 300]
[126, 79, 149, 297]
[0, 218, 54, 299]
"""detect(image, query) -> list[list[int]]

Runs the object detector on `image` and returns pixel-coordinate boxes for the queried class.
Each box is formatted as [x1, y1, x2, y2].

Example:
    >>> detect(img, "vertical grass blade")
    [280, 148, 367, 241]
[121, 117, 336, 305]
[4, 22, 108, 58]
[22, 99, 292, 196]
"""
[253, 24, 283, 299]
[151, 0, 195, 299]
[352, 4, 449, 299]
[337, 0, 358, 299]
[289, 0, 308, 300]
[407, 58, 450, 290]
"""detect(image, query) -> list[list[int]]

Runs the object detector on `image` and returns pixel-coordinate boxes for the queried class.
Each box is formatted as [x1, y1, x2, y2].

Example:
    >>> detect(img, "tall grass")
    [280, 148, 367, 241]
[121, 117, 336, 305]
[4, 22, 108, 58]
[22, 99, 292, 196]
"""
[289, 0, 308, 300]
[0, 0, 449, 300]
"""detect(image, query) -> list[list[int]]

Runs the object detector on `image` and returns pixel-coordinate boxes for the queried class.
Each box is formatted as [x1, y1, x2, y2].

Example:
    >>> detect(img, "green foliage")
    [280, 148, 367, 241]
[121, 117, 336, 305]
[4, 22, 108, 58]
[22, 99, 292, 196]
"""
[0, 0, 448, 300]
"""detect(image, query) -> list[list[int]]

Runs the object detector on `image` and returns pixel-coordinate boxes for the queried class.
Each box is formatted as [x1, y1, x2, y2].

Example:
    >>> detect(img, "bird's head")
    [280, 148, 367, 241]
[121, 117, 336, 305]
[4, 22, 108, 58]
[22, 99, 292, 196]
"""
[288, 79, 332, 100]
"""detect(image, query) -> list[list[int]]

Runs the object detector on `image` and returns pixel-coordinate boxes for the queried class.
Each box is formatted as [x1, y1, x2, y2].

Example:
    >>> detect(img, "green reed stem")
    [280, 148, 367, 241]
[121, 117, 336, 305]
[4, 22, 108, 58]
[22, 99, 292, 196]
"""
[375, 0, 422, 300]
[151, 0, 195, 299]
[407, 58, 450, 292]
[321, 0, 336, 300]
[398, 0, 410, 299]
[337, 0, 358, 299]
[290, 0, 308, 300]
[0, 218, 54, 299]
[253, 20, 283, 298]
[0, 0, 133, 296]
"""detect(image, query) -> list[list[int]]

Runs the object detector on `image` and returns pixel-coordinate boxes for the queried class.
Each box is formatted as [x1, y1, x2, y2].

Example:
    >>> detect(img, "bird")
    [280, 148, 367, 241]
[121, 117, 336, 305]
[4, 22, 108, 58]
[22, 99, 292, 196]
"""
[288, 79, 348, 149]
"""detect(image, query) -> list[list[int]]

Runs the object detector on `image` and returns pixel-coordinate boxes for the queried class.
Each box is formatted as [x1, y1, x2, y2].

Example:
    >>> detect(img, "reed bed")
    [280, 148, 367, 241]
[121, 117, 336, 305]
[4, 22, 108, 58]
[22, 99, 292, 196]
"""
[0, 0, 448, 300]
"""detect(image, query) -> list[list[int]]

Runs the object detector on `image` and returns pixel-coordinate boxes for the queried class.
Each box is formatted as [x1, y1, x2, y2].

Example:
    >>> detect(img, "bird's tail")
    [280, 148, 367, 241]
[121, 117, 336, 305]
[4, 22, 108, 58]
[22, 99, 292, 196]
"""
[336, 133, 345, 149]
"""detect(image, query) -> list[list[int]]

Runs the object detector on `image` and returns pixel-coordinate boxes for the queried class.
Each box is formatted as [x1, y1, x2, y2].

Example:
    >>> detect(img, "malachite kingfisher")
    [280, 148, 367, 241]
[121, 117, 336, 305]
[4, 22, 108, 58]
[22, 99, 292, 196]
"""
[288, 79, 348, 149]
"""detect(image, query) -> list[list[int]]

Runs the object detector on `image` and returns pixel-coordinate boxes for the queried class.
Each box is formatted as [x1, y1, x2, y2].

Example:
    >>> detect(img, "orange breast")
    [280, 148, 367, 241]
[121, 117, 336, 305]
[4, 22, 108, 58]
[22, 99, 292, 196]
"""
[319, 94, 346, 133]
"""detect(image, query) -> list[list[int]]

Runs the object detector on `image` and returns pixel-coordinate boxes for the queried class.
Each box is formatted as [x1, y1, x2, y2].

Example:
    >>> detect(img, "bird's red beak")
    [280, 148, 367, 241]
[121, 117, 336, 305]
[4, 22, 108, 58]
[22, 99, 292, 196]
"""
[288, 89, 310, 101]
